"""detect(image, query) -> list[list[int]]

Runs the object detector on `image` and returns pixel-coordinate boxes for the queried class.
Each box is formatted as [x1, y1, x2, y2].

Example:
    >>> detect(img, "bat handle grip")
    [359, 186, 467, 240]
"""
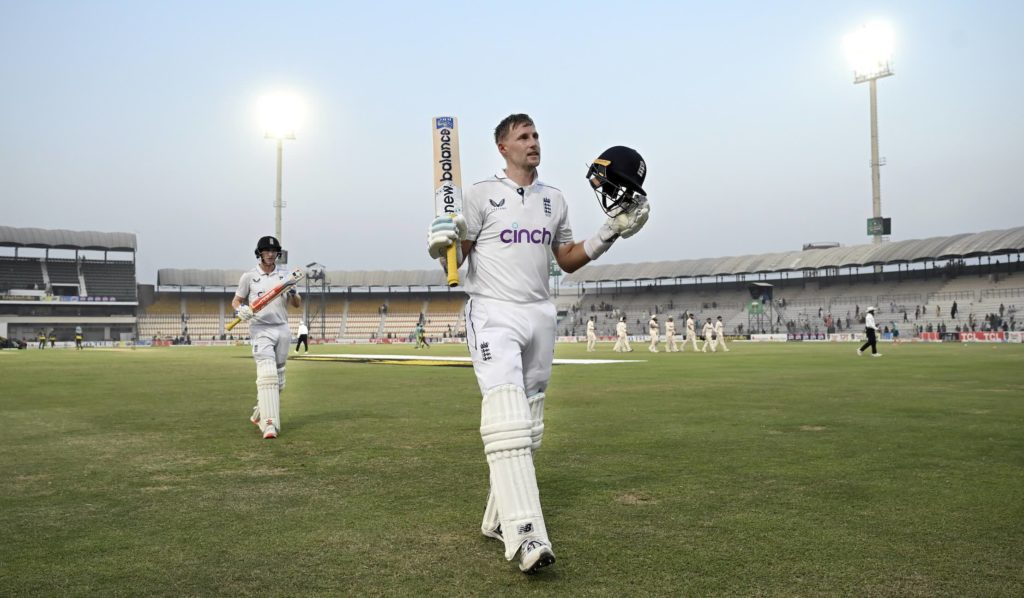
[226, 317, 241, 331]
[446, 243, 459, 287]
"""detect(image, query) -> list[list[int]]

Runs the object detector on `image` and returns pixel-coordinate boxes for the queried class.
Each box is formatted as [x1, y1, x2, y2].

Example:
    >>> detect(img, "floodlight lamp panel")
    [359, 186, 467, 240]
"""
[258, 92, 304, 139]
[844, 21, 895, 81]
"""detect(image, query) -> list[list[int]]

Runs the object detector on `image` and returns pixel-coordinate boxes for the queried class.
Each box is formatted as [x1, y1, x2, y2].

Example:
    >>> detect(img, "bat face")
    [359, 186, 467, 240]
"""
[250, 268, 305, 311]
[432, 116, 462, 217]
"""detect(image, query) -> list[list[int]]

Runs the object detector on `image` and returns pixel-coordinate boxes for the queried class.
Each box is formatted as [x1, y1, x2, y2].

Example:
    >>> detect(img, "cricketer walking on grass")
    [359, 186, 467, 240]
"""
[664, 317, 678, 352]
[232, 235, 301, 440]
[427, 114, 650, 574]
[586, 316, 597, 352]
[685, 313, 699, 351]
[648, 315, 660, 353]
[715, 316, 730, 352]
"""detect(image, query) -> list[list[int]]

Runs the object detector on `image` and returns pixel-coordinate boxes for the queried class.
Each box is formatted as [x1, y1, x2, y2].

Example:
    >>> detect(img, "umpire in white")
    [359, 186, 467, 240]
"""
[232, 236, 301, 439]
[427, 115, 650, 574]
[857, 306, 882, 357]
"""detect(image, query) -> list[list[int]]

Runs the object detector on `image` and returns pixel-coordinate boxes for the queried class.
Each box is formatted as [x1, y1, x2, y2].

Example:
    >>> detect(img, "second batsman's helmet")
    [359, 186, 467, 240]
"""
[255, 235, 283, 258]
[586, 145, 647, 216]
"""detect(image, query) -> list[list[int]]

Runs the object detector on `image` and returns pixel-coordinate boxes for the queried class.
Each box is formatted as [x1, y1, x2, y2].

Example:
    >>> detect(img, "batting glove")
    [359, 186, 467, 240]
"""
[427, 214, 467, 260]
[584, 196, 651, 259]
[236, 305, 255, 322]
[607, 195, 650, 239]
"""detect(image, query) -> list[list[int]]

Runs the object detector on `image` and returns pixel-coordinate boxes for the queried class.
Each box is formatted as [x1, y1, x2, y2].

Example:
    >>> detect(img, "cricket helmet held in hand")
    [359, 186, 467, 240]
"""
[255, 235, 283, 258]
[586, 146, 647, 216]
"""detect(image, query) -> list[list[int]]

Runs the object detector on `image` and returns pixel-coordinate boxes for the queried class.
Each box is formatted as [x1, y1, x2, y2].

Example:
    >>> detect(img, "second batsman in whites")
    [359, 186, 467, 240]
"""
[232, 235, 301, 440]
[427, 114, 650, 574]
[648, 315, 660, 352]
[586, 315, 597, 351]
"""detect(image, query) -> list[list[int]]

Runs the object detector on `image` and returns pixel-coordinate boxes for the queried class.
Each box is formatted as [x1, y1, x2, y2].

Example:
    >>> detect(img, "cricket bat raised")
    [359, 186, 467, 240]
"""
[432, 116, 463, 287]
[226, 267, 305, 331]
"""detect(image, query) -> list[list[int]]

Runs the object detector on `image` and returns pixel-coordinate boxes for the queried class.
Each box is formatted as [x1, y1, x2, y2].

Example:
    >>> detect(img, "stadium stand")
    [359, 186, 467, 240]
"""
[141, 226, 1022, 344]
[1, 227, 138, 343]
[0, 257, 44, 292]
[81, 259, 137, 301]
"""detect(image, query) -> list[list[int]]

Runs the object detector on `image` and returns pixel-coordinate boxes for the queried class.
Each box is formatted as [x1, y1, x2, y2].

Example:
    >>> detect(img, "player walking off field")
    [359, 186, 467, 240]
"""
[427, 114, 650, 573]
[858, 306, 882, 357]
[701, 318, 716, 353]
[714, 316, 730, 352]
[648, 315, 660, 352]
[295, 321, 309, 353]
[414, 322, 429, 349]
[614, 316, 633, 352]
[685, 313, 699, 351]
[586, 316, 597, 352]
[664, 317, 678, 352]
[232, 236, 301, 439]
[74, 325, 83, 350]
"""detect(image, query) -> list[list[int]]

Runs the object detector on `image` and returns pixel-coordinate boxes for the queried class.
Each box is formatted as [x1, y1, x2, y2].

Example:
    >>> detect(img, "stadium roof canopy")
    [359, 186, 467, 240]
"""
[156, 226, 1024, 289]
[562, 226, 1024, 284]
[0, 226, 137, 251]
[158, 268, 449, 288]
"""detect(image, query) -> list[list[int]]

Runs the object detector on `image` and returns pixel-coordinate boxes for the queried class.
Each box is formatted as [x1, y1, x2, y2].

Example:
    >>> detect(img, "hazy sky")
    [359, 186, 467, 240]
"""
[2, 1, 1022, 284]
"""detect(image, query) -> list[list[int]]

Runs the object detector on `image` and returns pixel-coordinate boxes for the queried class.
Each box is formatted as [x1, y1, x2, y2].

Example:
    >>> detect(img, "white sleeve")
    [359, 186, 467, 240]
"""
[555, 194, 574, 246]
[462, 184, 485, 241]
[235, 272, 251, 301]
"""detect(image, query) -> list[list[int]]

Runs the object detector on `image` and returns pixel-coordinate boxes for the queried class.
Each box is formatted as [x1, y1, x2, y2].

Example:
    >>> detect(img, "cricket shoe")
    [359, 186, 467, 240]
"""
[872, 353, 883, 357]
[857, 349, 864, 356]
[482, 524, 503, 542]
[250, 405, 260, 426]
[263, 424, 278, 439]
[518, 539, 555, 574]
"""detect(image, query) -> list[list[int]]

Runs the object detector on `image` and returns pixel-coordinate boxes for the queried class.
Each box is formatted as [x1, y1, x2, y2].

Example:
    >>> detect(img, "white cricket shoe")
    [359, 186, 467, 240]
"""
[250, 405, 260, 426]
[263, 424, 278, 439]
[857, 349, 863, 356]
[872, 353, 883, 357]
[518, 539, 555, 574]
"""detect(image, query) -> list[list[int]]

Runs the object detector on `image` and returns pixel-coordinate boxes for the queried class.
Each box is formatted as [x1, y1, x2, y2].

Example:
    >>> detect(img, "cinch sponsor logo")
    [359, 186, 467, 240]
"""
[500, 226, 552, 244]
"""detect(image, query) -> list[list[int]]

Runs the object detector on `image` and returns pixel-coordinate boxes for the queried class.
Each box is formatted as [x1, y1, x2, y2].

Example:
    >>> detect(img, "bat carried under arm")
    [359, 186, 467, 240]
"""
[226, 267, 305, 331]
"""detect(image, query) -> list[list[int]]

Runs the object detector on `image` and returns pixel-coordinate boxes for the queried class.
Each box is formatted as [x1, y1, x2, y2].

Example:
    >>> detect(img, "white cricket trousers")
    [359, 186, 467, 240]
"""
[465, 296, 556, 397]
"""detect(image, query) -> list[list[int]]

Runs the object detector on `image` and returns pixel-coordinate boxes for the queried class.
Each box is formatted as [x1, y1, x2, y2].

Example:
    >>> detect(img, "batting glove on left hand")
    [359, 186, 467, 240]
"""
[604, 196, 650, 239]
[236, 305, 255, 322]
[427, 214, 467, 260]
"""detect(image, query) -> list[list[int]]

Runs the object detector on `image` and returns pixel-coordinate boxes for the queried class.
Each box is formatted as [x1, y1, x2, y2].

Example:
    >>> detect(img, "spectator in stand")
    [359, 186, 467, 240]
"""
[951, 301, 958, 319]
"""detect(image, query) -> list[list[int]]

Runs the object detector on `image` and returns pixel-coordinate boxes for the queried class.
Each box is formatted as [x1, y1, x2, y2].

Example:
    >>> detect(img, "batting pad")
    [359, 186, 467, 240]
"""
[277, 366, 286, 391]
[480, 384, 548, 559]
[481, 390, 547, 537]
[256, 359, 280, 432]
[528, 392, 545, 451]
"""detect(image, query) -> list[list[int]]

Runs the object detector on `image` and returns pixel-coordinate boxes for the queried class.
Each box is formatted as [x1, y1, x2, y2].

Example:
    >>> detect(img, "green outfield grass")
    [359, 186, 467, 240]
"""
[2, 341, 1022, 596]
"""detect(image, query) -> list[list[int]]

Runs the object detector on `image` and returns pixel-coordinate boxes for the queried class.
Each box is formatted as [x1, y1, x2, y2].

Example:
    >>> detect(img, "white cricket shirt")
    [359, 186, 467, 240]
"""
[462, 170, 574, 303]
[235, 266, 298, 327]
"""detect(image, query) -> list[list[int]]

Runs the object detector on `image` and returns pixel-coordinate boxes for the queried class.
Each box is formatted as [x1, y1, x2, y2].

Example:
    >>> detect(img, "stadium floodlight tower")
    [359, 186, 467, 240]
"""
[258, 92, 303, 261]
[844, 21, 894, 246]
